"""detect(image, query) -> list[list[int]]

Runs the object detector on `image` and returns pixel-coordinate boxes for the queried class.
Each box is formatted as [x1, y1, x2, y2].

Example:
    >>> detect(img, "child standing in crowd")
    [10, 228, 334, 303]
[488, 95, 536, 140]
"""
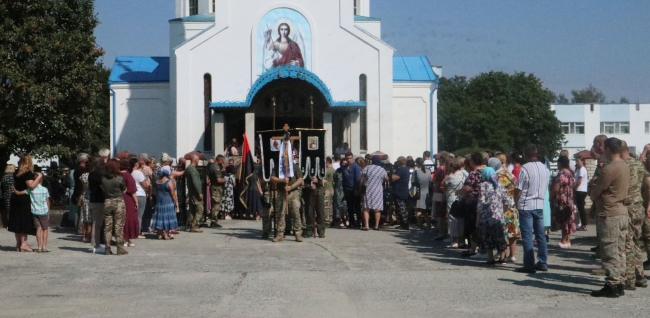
[28, 178, 51, 253]
[221, 165, 237, 220]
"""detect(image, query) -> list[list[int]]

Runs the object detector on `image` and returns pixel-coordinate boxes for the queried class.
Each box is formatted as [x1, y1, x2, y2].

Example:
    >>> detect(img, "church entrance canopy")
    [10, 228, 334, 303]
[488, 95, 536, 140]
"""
[209, 66, 366, 109]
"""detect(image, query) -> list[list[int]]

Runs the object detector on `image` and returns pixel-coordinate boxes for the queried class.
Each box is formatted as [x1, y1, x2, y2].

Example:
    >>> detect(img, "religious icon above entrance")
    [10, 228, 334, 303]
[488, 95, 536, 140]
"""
[258, 8, 312, 74]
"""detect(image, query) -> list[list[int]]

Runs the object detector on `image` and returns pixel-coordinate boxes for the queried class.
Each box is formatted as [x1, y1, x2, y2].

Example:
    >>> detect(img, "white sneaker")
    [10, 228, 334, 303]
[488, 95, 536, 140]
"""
[470, 252, 487, 259]
[506, 256, 517, 263]
[93, 247, 105, 254]
[225, 216, 232, 220]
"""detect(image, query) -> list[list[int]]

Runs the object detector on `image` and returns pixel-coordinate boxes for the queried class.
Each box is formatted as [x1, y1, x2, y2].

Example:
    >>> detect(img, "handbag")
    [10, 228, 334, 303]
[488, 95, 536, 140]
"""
[409, 170, 420, 200]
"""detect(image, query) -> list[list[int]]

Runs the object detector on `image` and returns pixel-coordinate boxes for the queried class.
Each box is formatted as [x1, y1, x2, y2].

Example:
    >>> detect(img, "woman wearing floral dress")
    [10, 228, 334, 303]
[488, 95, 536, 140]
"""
[80, 171, 93, 242]
[488, 157, 520, 263]
[361, 155, 388, 230]
[221, 166, 237, 219]
[551, 156, 576, 248]
[476, 167, 510, 264]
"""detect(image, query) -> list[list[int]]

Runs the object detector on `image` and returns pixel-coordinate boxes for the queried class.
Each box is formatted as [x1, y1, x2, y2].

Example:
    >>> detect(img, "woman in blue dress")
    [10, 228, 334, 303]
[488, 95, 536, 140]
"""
[151, 166, 178, 240]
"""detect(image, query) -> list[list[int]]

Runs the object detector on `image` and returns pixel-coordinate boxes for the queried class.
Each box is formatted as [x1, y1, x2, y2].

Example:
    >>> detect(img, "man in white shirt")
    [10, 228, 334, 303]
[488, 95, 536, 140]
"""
[574, 157, 589, 231]
[423, 151, 434, 174]
[514, 144, 549, 274]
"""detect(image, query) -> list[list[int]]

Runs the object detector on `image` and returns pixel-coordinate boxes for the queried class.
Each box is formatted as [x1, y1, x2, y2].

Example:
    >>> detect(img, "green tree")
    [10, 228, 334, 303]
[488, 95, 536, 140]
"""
[570, 84, 606, 103]
[0, 0, 108, 172]
[438, 72, 564, 156]
[619, 97, 631, 104]
[556, 93, 569, 104]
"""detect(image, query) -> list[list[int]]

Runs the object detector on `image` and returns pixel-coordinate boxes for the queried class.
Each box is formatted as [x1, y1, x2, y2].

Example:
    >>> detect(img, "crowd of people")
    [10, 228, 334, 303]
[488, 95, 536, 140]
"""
[2, 136, 650, 298]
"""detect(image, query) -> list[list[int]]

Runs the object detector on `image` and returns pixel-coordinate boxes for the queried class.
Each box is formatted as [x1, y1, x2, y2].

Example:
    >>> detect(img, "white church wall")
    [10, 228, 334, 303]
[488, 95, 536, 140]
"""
[111, 83, 173, 159]
[169, 21, 214, 52]
[392, 82, 433, 158]
[173, 0, 395, 158]
[354, 21, 381, 38]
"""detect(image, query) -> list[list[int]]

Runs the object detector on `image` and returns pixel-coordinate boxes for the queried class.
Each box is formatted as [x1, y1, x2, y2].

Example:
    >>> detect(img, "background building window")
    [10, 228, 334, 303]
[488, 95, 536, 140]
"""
[359, 74, 367, 151]
[212, 0, 215, 12]
[204, 74, 212, 151]
[600, 122, 630, 134]
[189, 0, 199, 16]
[561, 122, 584, 135]
[354, 0, 359, 15]
[646, 121, 650, 134]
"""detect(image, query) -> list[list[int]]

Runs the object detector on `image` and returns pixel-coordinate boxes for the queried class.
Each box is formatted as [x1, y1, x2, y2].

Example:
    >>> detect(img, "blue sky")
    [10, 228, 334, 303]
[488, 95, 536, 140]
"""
[94, 0, 650, 101]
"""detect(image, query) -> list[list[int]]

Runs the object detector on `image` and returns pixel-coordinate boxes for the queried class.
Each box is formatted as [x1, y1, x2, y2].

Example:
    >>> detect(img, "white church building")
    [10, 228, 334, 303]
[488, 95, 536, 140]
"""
[109, 0, 440, 160]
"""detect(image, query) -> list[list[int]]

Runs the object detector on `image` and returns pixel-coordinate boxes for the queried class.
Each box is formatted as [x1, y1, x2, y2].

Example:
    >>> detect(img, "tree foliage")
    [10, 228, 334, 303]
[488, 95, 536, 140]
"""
[438, 72, 565, 156]
[570, 84, 606, 103]
[0, 0, 108, 171]
[555, 93, 569, 104]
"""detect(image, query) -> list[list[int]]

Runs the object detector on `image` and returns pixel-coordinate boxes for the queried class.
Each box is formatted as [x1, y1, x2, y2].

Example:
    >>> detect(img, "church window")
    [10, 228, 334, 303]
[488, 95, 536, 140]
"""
[189, 0, 199, 16]
[354, 0, 359, 15]
[212, 0, 216, 12]
[359, 74, 367, 151]
[204, 74, 213, 151]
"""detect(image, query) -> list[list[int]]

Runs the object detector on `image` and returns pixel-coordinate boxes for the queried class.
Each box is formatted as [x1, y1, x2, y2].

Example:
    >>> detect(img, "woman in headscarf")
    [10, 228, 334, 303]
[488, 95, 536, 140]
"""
[151, 166, 179, 240]
[361, 155, 388, 230]
[476, 167, 510, 264]
[551, 156, 576, 248]
[488, 157, 520, 262]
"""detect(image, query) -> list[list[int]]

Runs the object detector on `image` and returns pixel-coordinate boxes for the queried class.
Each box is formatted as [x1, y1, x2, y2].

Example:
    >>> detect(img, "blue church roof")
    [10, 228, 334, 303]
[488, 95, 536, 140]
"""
[108, 56, 170, 84]
[393, 56, 438, 82]
[108, 56, 437, 84]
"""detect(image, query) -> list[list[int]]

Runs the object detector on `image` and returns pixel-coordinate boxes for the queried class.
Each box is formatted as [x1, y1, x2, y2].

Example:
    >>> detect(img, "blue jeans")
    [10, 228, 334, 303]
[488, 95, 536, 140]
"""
[519, 209, 548, 270]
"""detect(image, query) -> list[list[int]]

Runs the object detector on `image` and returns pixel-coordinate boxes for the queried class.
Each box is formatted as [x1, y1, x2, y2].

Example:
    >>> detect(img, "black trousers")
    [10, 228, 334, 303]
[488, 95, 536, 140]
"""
[303, 187, 326, 235]
[344, 191, 361, 228]
[575, 191, 588, 226]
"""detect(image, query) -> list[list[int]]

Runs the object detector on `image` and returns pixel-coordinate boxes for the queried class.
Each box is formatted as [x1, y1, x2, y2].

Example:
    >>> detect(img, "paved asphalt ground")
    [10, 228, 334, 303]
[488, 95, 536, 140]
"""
[0, 219, 648, 318]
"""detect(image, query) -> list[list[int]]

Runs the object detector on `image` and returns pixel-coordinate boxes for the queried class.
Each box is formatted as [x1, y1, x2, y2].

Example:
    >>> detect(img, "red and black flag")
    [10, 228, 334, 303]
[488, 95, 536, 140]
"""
[238, 134, 262, 213]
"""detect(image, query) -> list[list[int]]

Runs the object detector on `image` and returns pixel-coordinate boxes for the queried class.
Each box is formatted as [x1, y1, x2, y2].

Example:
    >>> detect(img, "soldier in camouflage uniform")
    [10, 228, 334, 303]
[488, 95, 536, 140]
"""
[261, 180, 273, 239]
[303, 175, 326, 238]
[271, 162, 304, 242]
[208, 155, 226, 228]
[184, 155, 204, 232]
[323, 157, 335, 225]
[641, 156, 650, 270]
[621, 142, 647, 290]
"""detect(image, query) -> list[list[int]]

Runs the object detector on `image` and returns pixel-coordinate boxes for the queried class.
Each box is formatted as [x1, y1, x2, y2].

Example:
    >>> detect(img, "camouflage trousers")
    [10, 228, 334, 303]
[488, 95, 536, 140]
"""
[643, 214, 650, 257]
[103, 197, 126, 246]
[323, 188, 333, 224]
[625, 203, 647, 285]
[187, 196, 204, 229]
[210, 185, 223, 222]
[303, 187, 326, 236]
[275, 190, 302, 235]
[261, 190, 274, 235]
[597, 214, 628, 287]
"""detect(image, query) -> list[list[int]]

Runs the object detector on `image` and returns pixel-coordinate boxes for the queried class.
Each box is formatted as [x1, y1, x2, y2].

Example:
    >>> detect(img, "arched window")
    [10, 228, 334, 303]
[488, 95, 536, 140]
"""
[204, 74, 212, 151]
[359, 74, 367, 151]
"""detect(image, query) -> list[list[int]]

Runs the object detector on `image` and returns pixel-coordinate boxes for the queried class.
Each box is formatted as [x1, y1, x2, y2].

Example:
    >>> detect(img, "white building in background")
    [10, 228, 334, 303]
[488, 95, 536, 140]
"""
[109, 0, 440, 160]
[553, 103, 650, 157]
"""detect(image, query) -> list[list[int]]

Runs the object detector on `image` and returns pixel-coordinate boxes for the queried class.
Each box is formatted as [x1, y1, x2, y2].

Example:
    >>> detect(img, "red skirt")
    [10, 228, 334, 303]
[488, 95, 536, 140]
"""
[122, 193, 140, 240]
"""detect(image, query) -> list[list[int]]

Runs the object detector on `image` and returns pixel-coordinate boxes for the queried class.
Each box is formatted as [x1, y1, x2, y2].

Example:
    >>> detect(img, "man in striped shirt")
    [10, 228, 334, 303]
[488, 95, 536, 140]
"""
[514, 144, 549, 273]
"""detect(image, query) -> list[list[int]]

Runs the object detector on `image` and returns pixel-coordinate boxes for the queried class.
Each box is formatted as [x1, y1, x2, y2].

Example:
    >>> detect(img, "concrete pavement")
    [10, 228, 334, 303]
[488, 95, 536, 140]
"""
[0, 220, 647, 318]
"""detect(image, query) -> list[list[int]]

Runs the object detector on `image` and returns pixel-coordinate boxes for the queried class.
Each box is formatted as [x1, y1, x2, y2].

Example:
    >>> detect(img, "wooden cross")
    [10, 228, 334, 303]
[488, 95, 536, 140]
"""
[271, 124, 300, 141]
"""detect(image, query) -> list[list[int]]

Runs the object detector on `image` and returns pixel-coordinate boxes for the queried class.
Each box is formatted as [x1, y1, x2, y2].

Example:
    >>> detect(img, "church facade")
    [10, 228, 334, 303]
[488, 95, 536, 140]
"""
[109, 0, 440, 160]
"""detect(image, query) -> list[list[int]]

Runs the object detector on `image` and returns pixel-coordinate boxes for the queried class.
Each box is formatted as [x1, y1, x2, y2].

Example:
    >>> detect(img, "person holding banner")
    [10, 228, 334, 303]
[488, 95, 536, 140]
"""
[270, 138, 304, 242]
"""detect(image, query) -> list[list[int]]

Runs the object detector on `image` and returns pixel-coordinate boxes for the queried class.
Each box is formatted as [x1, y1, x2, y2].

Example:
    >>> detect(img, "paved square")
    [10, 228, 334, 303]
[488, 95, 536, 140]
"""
[0, 220, 647, 318]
